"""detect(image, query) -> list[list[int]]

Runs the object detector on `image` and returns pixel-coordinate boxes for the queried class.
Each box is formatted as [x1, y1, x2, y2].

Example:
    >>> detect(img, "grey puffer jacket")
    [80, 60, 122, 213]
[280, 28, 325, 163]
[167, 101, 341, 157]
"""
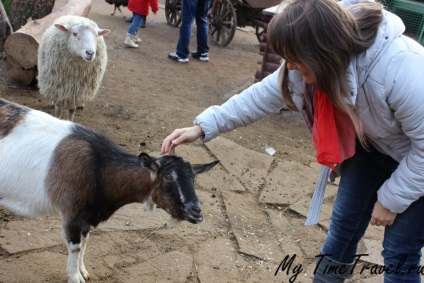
[194, 3, 424, 214]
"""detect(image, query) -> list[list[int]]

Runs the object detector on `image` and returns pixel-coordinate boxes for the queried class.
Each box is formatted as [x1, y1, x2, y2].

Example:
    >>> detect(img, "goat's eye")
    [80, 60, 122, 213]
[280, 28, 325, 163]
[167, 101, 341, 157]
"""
[162, 176, 173, 182]
[72, 33, 78, 37]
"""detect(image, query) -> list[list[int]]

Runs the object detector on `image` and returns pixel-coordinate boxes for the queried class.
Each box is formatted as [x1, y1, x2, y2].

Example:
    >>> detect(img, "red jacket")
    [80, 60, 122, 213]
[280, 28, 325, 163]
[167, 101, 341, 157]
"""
[128, 0, 158, 16]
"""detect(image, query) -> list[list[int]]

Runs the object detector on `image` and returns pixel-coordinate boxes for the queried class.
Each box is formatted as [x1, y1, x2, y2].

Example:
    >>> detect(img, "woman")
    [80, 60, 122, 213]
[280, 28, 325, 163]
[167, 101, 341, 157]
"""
[161, 0, 424, 282]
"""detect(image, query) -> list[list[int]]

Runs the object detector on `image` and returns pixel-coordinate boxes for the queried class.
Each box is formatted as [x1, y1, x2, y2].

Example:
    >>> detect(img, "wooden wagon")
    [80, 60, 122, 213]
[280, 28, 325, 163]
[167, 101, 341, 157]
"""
[165, 0, 283, 46]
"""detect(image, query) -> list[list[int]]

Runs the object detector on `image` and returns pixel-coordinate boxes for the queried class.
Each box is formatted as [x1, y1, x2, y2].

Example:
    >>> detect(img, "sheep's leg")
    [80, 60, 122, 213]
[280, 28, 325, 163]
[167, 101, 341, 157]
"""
[54, 103, 63, 119]
[68, 108, 76, 121]
[111, 5, 116, 15]
[78, 231, 90, 281]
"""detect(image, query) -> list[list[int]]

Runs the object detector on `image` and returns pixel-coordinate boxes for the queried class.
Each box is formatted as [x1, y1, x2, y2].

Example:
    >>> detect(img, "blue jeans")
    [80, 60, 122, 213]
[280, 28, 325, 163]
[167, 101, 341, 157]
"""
[128, 13, 143, 35]
[175, 0, 210, 59]
[319, 142, 424, 282]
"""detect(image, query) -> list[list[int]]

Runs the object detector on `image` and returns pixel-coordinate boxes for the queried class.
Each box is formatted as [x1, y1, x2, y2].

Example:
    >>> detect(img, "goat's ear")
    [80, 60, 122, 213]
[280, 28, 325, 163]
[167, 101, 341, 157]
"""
[138, 153, 159, 173]
[193, 160, 219, 175]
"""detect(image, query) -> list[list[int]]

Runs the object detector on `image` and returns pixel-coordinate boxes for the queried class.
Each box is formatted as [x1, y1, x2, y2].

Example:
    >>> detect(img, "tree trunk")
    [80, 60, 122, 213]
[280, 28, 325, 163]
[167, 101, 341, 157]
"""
[2, 0, 55, 31]
[3, 0, 92, 85]
[0, 1, 13, 53]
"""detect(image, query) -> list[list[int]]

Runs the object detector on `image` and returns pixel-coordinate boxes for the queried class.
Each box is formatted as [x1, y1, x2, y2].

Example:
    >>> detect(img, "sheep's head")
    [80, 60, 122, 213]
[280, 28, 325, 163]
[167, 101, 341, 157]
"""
[139, 153, 219, 224]
[54, 19, 110, 62]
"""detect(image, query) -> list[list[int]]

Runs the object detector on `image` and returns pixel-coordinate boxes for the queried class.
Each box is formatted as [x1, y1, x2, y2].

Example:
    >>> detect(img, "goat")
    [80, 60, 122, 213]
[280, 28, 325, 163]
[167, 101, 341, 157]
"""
[0, 98, 219, 283]
[105, 0, 128, 17]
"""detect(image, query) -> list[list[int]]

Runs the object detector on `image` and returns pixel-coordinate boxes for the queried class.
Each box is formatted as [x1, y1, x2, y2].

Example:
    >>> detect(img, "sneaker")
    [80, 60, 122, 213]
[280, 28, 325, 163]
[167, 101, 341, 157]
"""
[191, 51, 209, 62]
[124, 34, 139, 48]
[168, 52, 189, 63]
[132, 33, 141, 43]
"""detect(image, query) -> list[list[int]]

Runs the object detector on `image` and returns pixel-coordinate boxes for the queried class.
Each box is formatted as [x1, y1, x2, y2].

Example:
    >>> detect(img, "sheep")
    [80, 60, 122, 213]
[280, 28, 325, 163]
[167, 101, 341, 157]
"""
[37, 15, 110, 121]
[105, 0, 128, 17]
[0, 98, 219, 283]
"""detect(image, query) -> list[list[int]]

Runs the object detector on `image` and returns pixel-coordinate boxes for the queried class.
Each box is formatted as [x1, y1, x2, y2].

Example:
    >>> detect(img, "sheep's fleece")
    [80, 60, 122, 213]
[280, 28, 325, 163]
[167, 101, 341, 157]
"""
[37, 16, 108, 109]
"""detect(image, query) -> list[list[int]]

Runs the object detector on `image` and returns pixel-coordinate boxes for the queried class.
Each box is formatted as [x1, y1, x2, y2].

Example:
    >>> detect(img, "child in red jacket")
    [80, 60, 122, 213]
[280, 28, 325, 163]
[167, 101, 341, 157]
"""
[124, 0, 159, 47]
[126, 0, 159, 27]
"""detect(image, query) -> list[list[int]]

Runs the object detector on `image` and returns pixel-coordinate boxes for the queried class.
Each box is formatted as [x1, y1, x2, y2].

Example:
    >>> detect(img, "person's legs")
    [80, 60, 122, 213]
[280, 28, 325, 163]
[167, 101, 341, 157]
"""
[314, 142, 399, 282]
[125, 13, 143, 47]
[176, 0, 198, 59]
[195, 0, 210, 54]
[128, 14, 143, 36]
[382, 197, 424, 283]
[140, 15, 146, 28]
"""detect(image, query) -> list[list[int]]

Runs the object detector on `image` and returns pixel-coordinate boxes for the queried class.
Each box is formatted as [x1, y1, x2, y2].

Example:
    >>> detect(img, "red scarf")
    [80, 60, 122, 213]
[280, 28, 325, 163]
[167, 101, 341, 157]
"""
[312, 89, 356, 171]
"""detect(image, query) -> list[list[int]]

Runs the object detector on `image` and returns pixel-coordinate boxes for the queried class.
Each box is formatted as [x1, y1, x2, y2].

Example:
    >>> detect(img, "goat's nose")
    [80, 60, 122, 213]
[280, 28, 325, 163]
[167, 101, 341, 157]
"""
[186, 202, 203, 222]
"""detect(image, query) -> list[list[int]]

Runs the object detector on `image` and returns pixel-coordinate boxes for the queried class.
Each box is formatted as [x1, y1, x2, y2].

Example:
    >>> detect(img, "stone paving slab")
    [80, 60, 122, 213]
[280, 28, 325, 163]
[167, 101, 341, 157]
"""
[0, 250, 67, 283]
[117, 249, 194, 283]
[268, 209, 327, 259]
[97, 203, 171, 231]
[194, 237, 243, 283]
[289, 182, 338, 226]
[206, 136, 274, 192]
[258, 161, 321, 205]
[0, 217, 62, 253]
[222, 190, 283, 261]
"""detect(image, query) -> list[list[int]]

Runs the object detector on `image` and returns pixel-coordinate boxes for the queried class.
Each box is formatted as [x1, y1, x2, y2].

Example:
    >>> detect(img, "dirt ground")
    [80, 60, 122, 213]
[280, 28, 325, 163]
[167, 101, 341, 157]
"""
[0, 1, 389, 283]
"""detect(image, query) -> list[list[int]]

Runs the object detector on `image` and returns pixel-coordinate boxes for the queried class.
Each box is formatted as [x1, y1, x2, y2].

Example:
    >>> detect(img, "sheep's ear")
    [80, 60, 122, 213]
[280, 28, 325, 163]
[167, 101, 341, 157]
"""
[193, 160, 219, 175]
[54, 24, 69, 32]
[98, 29, 111, 37]
[139, 153, 159, 173]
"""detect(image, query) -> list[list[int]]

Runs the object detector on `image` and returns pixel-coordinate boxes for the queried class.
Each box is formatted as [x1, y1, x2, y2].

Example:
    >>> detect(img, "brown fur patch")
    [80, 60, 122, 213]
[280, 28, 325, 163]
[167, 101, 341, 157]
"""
[46, 134, 155, 222]
[0, 99, 29, 139]
[45, 137, 95, 216]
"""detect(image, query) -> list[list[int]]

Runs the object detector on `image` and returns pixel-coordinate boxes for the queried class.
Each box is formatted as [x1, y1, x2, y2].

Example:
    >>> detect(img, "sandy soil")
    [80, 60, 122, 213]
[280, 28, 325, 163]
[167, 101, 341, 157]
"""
[0, 1, 387, 282]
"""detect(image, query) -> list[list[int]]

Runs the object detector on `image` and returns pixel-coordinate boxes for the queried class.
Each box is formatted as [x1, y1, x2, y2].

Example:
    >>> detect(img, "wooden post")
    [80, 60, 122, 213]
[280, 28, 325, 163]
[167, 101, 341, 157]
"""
[3, 0, 93, 85]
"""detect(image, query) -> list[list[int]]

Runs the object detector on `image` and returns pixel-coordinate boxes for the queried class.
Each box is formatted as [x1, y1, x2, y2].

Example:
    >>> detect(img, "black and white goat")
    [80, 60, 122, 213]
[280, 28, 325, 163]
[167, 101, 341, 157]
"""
[0, 98, 218, 283]
[104, 0, 128, 17]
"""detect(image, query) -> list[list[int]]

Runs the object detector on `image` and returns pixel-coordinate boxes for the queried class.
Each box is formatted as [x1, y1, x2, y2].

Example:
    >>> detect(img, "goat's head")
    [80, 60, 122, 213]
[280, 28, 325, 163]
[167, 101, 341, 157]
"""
[139, 153, 219, 224]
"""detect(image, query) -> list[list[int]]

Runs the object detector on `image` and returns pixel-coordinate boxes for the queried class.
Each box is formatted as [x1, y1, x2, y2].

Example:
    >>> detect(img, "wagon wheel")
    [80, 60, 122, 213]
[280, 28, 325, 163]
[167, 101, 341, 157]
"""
[208, 0, 237, 47]
[255, 25, 264, 43]
[165, 0, 182, 27]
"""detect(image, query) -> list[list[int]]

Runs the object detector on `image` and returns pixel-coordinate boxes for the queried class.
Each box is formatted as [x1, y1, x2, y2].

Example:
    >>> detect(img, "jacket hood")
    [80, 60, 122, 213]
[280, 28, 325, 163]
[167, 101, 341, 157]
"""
[347, 9, 405, 104]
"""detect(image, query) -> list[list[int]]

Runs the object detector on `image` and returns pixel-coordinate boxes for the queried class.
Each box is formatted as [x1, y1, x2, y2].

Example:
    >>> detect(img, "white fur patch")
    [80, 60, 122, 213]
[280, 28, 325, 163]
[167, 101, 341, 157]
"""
[143, 195, 156, 212]
[172, 170, 186, 204]
[0, 110, 73, 218]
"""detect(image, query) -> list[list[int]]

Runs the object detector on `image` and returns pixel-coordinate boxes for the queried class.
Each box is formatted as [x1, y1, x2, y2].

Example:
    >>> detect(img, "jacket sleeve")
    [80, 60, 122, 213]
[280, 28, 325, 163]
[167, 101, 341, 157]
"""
[377, 51, 424, 213]
[150, 0, 159, 13]
[194, 67, 285, 142]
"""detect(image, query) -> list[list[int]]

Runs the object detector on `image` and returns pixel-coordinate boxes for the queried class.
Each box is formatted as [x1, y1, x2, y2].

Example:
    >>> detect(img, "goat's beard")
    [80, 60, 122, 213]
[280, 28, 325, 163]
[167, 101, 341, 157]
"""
[168, 217, 182, 228]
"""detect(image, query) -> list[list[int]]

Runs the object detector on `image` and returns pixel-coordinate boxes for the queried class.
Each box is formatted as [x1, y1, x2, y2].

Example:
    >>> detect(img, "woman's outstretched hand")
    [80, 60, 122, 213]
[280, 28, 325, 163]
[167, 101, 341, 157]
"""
[161, 125, 205, 155]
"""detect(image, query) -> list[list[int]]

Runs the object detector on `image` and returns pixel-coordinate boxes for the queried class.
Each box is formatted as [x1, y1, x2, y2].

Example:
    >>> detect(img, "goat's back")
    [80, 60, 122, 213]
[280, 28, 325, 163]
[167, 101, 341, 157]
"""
[0, 99, 74, 217]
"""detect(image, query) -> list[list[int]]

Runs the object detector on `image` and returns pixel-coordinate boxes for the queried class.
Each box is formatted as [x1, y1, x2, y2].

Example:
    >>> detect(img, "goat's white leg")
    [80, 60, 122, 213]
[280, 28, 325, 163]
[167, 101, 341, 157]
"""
[67, 241, 86, 283]
[78, 232, 89, 281]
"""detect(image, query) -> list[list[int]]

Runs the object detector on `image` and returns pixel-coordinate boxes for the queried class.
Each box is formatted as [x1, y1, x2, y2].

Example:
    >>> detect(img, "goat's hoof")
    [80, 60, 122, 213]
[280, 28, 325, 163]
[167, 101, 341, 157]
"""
[80, 269, 89, 281]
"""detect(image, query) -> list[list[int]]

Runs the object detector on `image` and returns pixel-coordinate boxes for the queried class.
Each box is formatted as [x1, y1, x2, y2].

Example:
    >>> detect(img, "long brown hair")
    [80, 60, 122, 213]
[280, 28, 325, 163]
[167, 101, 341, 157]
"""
[268, 0, 383, 146]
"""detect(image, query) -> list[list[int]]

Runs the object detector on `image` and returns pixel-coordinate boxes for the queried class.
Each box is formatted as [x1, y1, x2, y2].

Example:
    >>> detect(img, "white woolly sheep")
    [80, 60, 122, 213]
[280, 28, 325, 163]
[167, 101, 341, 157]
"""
[37, 15, 110, 121]
[0, 98, 219, 283]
